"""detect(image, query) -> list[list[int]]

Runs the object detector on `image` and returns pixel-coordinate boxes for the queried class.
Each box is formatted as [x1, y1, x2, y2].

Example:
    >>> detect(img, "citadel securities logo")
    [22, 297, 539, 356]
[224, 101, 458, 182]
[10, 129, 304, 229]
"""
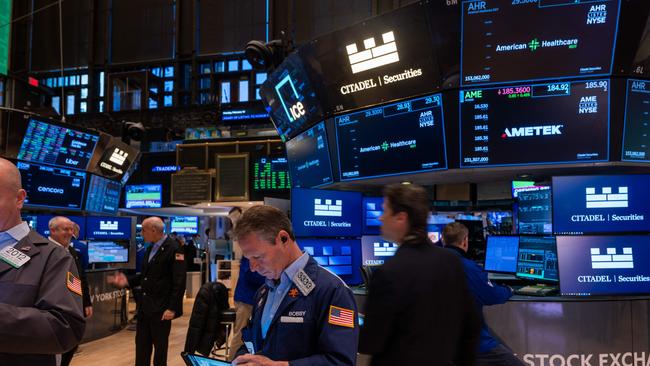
[591, 247, 633, 269]
[501, 125, 564, 138]
[586, 186, 628, 209]
[100, 220, 118, 231]
[314, 199, 343, 217]
[109, 148, 128, 166]
[346, 31, 399, 74]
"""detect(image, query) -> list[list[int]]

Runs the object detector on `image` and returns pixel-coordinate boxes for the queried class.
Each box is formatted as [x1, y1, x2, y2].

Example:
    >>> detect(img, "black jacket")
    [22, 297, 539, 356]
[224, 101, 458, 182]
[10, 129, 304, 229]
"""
[129, 236, 186, 317]
[359, 236, 481, 366]
[68, 246, 92, 309]
[184, 282, 229, 356]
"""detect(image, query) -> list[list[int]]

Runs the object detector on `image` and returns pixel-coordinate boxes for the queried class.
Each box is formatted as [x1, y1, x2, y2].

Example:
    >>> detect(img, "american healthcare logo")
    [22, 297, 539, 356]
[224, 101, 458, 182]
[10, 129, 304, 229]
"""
[314, 199, 343, 217]
[100, 220, 119, 231]
[109, 148, 128, 166]
[590, 247, 633, 269]
[585, 186, 629, 208]
[346, 31, 399, 74]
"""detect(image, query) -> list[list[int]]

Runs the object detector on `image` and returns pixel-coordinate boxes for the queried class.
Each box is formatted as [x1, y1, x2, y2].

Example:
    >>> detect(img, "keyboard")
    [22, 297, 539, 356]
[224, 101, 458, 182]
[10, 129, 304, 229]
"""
[514, 285, 558, 297]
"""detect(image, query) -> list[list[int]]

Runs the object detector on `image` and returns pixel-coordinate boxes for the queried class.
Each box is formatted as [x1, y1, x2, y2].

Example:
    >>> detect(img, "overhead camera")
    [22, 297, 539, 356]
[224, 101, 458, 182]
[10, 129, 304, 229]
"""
[121, 121, 145, 143]
[245, 31, 291, 72]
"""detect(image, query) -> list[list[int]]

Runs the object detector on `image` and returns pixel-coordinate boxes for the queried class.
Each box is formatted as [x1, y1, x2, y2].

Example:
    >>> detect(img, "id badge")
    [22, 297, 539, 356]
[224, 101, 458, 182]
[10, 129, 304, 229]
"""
[0, 246, 31, 268]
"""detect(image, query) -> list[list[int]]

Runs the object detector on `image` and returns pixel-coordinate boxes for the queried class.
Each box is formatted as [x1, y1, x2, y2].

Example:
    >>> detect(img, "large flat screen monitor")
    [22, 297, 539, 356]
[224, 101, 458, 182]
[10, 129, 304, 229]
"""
[88, 240, 129, 264]
[335, 93, 447, 181]
[517, 186, 552, 235]
[86, 216, 132, 240]
[85, 175, 121, 215]
[461, 0, 620, 86]
[170, 216, 199, 235]
[484, 235, 520, 274]
[361, 235, 397, 266]
[252, 156, 291, 191]
[553, 175, 650, 234]
[557, 235, 650, 296]
[622, 79, 650, 162]
[516, 236, 559, 283]
[17, 118, 100, 170]
[125, 184, 162, 209]
[460, 80, 610, 167]
[18, 161, 86, 210]
[298, 238, 362, 285]
[291, 188, 362, 237]
[286, 121, 334, 188]
[362, 197, 383, 235]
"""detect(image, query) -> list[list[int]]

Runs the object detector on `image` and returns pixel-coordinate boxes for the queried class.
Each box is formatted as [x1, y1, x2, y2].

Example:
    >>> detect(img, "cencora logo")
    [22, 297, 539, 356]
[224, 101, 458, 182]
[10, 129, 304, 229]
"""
[37, 186, 64, 194]
[501, 125, 564, 139]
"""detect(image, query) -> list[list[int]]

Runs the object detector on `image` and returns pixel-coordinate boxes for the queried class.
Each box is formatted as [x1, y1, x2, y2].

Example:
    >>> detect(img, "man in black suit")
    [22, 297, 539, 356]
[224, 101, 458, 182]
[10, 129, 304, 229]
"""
[359, 183, 481, 366]
[47, 217, 93, 366]
[110, 216, 187, 366]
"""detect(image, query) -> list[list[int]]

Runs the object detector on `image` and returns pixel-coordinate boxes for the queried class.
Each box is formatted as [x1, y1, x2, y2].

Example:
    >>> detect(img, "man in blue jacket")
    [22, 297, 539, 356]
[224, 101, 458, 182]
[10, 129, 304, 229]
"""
[443, 222, 524, 366]
[231, 205, 358, 366]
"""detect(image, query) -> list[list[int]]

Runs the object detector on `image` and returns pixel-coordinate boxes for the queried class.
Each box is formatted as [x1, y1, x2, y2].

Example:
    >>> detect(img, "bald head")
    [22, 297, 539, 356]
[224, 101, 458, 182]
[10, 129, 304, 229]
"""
[142, 216, 165, 243]
[0, 158, 27, 232]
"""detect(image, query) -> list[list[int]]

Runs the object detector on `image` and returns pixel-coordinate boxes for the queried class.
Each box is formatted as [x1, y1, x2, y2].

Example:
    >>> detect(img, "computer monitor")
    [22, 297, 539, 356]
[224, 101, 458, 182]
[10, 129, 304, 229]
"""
[88, 240, 129, 264]
[298, 238, 362, 285]
[516, 236, 559, 283]
[517, 186, 552, 235]
[362, 197, 383, 235]
[125, 184, 162, 209]
[484, 236, 519, 274]
[361, 235, 397, 266]
[85, 174, 121, 214]
[170, 216, 199, 235]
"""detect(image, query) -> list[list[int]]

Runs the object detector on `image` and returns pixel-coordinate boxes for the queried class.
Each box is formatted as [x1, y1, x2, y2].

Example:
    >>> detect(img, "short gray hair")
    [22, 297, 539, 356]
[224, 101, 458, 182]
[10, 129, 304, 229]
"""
[142, 216, 165, 233]
[48, 216, 72, 230]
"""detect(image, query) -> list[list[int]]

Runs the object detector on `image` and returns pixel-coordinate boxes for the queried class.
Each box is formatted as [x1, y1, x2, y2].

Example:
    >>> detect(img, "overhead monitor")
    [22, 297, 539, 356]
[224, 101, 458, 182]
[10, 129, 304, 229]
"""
[18, 161, 86, 210]
[512, 180, 536, 198]
[286, 121, 334, 188]
[553, 175, 650, 235]
[557, 235, 650, 296]
[298, 238, 362, 285]
[362, 197, 383, 235]
[252, 156, 291, 191]
[85, 175, 121, 215]
[291, 188, 362, 238]
[361, 235, 397, 266]
[88, 240, 130, 264]
[335, 93, 447, 181]
[460, 80, 610, 167]
[34, 214, 86, 239]
[94, 140, 139, 182]
[125, 184, 162, 209]
[170, 216, 199, 235]
[622, 79, 650, 162]
[516, 236, 559, 283]
[259, 52, 324, 142]
[484, 235, 520, 274]
[17, 118, 100, 170]
[86, 216, 132, 240]
[461, 0, 620, 86]
[517, 186, 552, 235]
[298, 1, 442, 114]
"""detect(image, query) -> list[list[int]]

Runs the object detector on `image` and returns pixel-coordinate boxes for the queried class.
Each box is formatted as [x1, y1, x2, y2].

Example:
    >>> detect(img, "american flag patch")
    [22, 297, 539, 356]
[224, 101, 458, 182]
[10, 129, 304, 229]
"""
[175, 253, 185, 261]
[328, 305, 354, 328]
[67, 272, 82, 296]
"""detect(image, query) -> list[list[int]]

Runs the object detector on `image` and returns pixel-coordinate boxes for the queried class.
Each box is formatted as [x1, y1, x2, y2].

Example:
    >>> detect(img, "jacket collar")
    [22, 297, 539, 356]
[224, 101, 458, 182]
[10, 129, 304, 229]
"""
[446, 245, 469, 259]
[0, 230, 47, 275]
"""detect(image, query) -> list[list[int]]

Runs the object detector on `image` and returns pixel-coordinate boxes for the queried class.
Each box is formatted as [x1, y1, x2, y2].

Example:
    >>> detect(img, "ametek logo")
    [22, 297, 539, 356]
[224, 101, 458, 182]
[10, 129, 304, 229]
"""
[591, 247, 633, 269]
[109, 148, 128, 166]
[501, 125, 563, 138]
[586, 186, 628, 208]
[346, 31, 399, 74]
[314, 199, 343, 217]
[99, 220, 119, 230]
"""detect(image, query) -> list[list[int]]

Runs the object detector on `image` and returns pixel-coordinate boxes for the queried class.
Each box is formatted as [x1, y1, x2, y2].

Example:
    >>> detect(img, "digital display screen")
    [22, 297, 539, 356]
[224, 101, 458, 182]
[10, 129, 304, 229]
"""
[170, 216, 199, 235]
[88, 240, 129, 263]
[298, 1, 442, 114]
[86, 216, 132, 240]
[516, 236, 558, 283]
[557, 235, 650, 296]
[517, 186, 552, 235]
[260, 53, 324, 142]
[18, 161, 86, 210]
[553, 175, 650, 234]
[484, 236, 519, 274]
[622, 79, 650, 162]
[291, 188, 362, 238]
[286, 122, 334, 188]
[34, 214, 86, 239]
[461, 0, 620, 86]
[298, 238, 362, 285]
[335, 93, 447, 180]
[361, 235, 397, 266]
[252, 156, 291, 191]
[17, 119, 100, 170]
[362, 197, 383, 235]
[85, 175, 121, 214]
[460, 80, 610, 167]
[125, 184, 162, 209]
[512, 180, 537, 198]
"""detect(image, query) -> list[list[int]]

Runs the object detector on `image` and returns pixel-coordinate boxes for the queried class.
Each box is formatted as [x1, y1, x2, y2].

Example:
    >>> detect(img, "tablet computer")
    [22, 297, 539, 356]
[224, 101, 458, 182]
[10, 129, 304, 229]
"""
[181, 352, 232, 366]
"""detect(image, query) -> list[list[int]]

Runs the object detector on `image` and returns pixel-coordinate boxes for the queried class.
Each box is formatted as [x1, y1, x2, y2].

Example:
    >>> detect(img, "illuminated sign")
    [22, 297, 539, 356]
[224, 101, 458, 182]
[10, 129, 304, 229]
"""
[346, 31, 400, 74]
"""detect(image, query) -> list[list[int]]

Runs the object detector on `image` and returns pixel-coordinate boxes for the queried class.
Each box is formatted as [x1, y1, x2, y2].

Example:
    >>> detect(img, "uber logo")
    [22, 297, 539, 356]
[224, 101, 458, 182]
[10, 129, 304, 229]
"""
[99, 220, 118, 230]
[591, 247, 633, 269]
[586, 186, 628, 208]
[109, 148, 128, 166]
[275, 74, 305, 122]
[346, 31, 399, 74]
[314, 199, 343, 217]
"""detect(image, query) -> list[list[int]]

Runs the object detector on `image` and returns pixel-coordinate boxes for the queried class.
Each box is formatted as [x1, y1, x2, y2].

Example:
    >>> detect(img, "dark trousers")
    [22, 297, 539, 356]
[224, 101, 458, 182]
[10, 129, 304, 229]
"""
[60, 346, 77, 366]
[136, 311, 172, 366]
[475, 344, 526, 366]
